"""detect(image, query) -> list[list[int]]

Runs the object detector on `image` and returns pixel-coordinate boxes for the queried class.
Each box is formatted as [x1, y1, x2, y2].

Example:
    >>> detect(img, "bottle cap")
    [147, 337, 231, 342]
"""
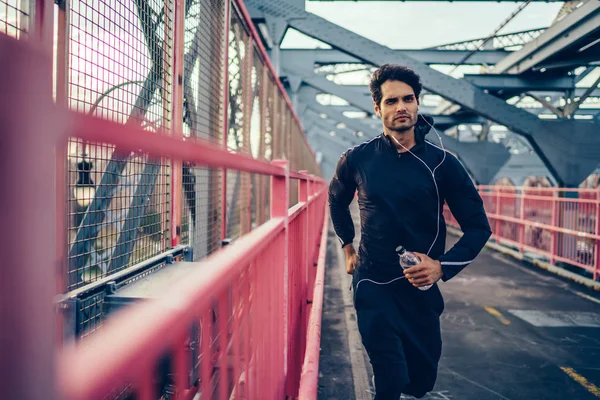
[395, 245, 405, 254]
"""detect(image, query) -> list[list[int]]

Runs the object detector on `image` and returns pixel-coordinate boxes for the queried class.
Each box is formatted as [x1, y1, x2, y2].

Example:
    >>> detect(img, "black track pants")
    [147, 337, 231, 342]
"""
[352, 268, 444, 399]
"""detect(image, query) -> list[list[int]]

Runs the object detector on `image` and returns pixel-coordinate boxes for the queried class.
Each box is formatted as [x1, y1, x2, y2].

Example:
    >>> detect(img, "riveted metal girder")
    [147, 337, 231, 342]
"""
[298, 86, 376, 133]
[308, 0, 565, 2]
[492, 1, 600, 74]
[352, 86, 600, 100]
[285, 65, 375, 112]
[292, 72, 509, 183]
[463, 74, 575, 92]
[247, 0, 600, 186]
[304, 108, 355, 136]
[303, 111, 359, 147]
[281, 49, 508, 66]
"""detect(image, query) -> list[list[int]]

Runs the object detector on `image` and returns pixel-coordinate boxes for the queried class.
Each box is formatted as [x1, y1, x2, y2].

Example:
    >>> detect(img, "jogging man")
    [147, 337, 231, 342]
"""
[329, 64, 492, 399]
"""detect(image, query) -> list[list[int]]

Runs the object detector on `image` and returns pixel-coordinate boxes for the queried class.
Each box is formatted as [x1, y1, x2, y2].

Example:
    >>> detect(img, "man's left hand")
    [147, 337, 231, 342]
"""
[403, 252, 444, 288]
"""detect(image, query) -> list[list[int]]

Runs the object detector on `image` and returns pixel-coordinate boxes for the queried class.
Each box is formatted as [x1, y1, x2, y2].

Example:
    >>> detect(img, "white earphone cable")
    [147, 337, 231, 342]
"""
[353, 113, 446, 295]
[389, 113, 446, 256]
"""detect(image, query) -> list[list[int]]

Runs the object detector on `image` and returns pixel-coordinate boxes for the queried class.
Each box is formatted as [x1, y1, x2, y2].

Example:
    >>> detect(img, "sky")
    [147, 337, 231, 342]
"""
[282, 1, 565, 49]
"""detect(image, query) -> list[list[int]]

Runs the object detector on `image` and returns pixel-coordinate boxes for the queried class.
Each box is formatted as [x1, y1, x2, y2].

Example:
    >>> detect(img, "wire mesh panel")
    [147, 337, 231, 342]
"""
[555, 195, 598, 271]
[249, 50, 263, 159]
[183, 0, 225, 144]
[181, 166, 222, 260]
[522, 188, 552, 253]
[180, 0, 225, 260]
[248, 50, 263, 229]
[0, 0, 30, 38]
[259, 77, 275, 226]
[78, 292, 105, 340]
[67, 141, 171, 289]
[225, 170, 252, 240]
[227, 11, 248, 153]
[224, 9, 251, 241]
[495, 187, 519, 244]
[65, 0, 175, 291]
[278, 95, 288, 162]
[68, 0, 173, 122]
[283, 106, 299, 207]
[264, 77, 274, 162]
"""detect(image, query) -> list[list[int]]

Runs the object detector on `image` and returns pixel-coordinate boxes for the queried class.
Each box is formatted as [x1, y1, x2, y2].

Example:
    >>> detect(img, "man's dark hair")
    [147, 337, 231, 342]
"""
[369, 64, 422, 106]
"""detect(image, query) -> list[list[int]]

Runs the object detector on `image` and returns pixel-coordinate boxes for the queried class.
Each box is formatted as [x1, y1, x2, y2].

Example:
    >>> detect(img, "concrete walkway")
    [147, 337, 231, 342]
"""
[318, 201, 600, 400]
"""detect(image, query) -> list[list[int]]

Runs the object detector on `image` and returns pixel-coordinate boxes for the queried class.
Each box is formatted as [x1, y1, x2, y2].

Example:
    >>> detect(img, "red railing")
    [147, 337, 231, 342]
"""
[57, 160, 327, 400]
[445, 185, 600, 280]
[1, 23, 329, 400]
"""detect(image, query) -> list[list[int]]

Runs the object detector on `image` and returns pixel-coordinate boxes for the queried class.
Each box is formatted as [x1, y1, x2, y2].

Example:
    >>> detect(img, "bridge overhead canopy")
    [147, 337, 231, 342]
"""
[307, 0, 565, 2]
[248, 0, 600, 186]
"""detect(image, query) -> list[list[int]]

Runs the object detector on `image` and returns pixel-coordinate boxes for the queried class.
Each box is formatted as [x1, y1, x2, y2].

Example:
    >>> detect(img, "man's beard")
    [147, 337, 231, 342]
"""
[385, 115, 416, 133]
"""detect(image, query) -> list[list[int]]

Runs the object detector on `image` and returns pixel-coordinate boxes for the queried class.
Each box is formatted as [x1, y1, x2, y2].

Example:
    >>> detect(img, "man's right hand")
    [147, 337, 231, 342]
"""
[343, 244, 358, 275]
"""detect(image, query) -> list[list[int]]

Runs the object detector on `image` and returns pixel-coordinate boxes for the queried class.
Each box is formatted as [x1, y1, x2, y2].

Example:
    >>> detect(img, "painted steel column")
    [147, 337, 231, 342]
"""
[271, 41, 281, 76]
[298, 204, 328, 400]
[32, 0, 54, 79]
[221, 0, 231, 242]
[54, 0, 70, 341]
[263, 15, 287, 76]
[519, 189, 525, 253]
[298, 170, 310, 393]
[550, 191, 558, 266]
[270, 159, 289, 398]
[171, 0, 185, 247]
[0, 35, 58, 400]
[287, 75, 303, 112]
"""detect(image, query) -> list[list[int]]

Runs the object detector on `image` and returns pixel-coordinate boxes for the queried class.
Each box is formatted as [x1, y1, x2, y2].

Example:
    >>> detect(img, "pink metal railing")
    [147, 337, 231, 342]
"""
[444, 186, 600, 280]
[298, 210, 329, 400]
[1, 24, 329, 400]
[57, 162, 327, 400]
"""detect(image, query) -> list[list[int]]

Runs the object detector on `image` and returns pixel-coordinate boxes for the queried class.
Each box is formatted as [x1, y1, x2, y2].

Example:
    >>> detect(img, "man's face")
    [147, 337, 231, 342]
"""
[374, 80, 419, 133]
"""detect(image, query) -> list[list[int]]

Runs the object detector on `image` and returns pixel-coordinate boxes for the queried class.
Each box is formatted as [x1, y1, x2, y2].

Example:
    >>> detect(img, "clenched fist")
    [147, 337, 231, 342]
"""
[343, 244, 358, 275]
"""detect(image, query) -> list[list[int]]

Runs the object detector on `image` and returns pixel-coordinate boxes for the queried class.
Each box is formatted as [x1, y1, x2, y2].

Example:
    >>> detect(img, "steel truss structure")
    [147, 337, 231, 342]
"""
[248, 0, 600, 187]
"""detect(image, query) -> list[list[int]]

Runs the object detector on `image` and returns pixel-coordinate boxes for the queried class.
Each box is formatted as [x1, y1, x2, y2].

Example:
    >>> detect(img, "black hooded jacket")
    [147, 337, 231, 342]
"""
[329, 115, 492, 281]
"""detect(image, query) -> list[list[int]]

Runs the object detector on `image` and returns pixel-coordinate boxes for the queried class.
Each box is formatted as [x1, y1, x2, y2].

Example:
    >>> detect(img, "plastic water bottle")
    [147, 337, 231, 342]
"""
[395, 245, 432, 291]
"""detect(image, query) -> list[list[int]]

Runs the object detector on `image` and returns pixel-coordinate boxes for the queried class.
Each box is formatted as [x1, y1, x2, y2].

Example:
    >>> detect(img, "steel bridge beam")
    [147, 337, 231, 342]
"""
[285, 65, 375, 112]
[352, 85, 600, 100]
[492, 1, 600, 74]
[304, 108, 355, 136]
[282, 48, 508, 66]
[294, 72, 489, 129]
[283, 53, 597, 123]
[298, 87, 375, 133]
[248, 0, 600, 186]
[309, 0, 565, 2]
[463, 74, 575, 92]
